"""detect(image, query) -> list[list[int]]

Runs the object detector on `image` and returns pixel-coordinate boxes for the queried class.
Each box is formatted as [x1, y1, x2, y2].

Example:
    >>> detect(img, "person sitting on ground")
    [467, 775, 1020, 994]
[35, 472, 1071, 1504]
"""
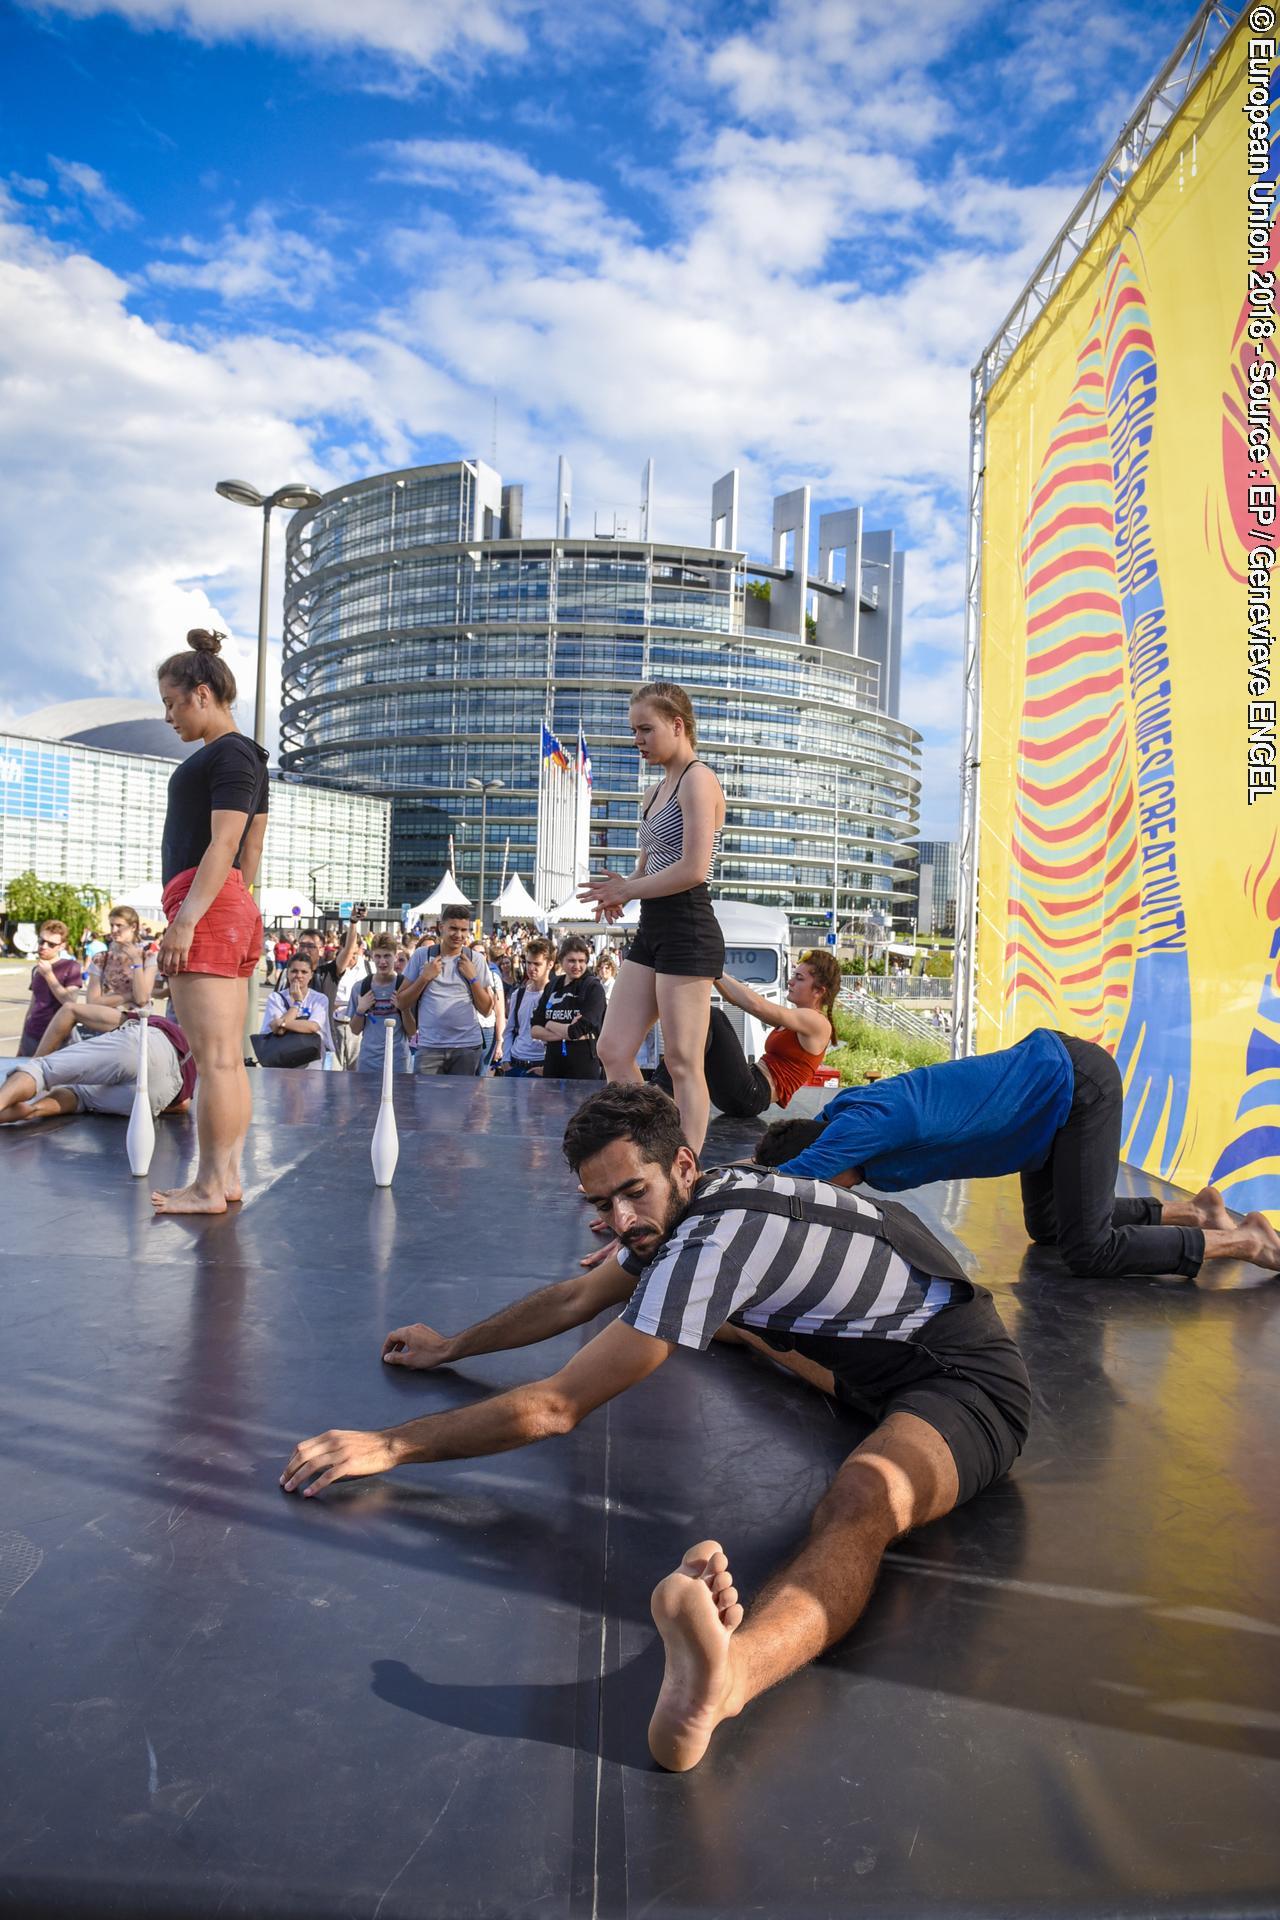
[753, 1026, 1280, 1282]
[0, 1011, 196, 1123]
[259, 955, 333, 1065]
[351, 933, 412, 1075]
[497, 936, 554, 1077]
[396, 903, 493, 1077]
[34, 906, 158, 1057]
[281, 1082, 1034, 1774]
[530, 936, 608, 1080]
[17, 920, 84, 1058]
[655, 949, 838, 1120]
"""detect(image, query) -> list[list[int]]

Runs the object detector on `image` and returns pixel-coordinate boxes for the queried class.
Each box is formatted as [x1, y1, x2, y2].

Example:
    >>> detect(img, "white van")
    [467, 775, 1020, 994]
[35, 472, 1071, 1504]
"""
[544, 896, 793, 1075]
[710, 899, 792, 1064]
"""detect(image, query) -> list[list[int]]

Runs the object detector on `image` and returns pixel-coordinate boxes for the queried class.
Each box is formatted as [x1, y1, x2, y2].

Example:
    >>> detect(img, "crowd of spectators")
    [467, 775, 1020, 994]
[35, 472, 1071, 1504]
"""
[7, 894, 629, 1082]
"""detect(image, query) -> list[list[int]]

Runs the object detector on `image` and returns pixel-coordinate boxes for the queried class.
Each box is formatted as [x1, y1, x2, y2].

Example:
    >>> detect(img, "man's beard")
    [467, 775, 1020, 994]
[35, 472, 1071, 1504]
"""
[620, 1174, 689, 1255]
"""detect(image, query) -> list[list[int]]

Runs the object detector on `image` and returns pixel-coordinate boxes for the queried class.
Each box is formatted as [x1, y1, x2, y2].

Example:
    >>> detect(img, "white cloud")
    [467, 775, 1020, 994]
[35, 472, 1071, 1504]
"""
[49, 157, 140, 229]
[27, 0, 533, 70]
[147, 207, 341, 309]
[0, 196, 393, 749]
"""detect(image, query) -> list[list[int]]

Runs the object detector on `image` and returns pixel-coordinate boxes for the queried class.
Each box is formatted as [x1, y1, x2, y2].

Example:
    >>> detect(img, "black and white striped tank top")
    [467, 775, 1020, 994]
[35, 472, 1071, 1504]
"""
[639, 761, 722, 879]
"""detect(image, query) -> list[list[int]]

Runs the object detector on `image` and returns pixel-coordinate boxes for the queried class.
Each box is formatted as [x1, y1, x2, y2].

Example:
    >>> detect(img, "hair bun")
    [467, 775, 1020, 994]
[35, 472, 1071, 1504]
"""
[187, 628, 225, 655]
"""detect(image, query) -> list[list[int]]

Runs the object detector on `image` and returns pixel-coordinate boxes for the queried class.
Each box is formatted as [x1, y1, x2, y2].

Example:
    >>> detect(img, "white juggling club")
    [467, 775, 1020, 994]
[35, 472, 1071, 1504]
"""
[126, 1013, 156, 1177]
[371, 1016, 399, 1187]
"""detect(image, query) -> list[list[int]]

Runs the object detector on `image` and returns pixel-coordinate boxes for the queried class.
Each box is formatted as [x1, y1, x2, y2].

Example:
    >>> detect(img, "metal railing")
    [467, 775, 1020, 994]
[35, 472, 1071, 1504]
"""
[837, 986, 950, 1045]
[859, 975, 954, 1001]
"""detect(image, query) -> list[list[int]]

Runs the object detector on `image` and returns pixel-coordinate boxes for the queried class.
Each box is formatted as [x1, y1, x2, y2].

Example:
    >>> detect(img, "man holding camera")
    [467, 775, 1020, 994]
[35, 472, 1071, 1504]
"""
[396, 902, 493, 1076]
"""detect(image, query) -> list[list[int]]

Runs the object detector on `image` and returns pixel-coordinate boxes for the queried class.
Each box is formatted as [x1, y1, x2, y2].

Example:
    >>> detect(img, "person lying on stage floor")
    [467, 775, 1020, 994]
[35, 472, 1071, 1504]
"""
[0, 1013, 196, 1123]
[281, 1082, 1033, 1773]
[753, 1026, 1280, 1281]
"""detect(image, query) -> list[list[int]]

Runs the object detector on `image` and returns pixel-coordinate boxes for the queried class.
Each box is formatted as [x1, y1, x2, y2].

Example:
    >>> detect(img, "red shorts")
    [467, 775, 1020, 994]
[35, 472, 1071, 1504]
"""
[162, 867, 263, 979]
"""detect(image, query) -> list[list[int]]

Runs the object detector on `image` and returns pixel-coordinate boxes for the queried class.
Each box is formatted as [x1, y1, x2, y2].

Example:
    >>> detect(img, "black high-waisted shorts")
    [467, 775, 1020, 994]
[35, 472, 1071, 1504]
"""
[626, 884, 725, 979]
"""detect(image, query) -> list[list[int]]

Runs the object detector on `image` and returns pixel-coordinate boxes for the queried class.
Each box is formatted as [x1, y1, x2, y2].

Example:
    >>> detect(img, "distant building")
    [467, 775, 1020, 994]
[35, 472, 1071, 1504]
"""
[912, 839, 959, 937]
[279, 458, 922, 930]
[1, 703, 389, 918]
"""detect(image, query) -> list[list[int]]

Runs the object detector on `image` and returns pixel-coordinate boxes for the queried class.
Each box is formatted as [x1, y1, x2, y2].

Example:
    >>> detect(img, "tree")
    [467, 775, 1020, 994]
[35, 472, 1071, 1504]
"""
[4, 871, 110, 951]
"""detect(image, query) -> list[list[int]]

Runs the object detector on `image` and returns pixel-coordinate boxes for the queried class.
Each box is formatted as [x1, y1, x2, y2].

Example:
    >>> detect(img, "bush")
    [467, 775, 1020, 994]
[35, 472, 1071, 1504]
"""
[828, 1009, 948, 1085]
[3, 870, 110, 951]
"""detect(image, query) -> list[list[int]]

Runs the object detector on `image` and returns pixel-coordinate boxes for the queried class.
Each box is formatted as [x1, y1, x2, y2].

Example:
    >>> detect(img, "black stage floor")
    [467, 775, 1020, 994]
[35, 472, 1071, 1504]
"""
[1, 1074, 1278, 1919]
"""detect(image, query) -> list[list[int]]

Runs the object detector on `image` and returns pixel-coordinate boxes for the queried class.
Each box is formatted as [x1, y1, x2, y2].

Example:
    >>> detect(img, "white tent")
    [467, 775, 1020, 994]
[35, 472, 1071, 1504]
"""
[406, 870, 472, 921]
[493, 873, 543, 920]
[116, 881, 166, 922]
[546, 894, 639, 930]
[258, 888, 317, 922]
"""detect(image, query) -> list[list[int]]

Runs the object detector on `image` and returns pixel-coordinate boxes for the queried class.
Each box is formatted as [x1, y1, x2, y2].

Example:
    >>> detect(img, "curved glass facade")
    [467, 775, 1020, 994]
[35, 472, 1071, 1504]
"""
[280, 463, 921, 925]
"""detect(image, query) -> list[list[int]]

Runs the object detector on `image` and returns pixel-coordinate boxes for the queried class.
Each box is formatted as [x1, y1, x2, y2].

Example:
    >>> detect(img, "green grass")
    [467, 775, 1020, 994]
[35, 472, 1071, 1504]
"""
[828, 1009, 948, 1086]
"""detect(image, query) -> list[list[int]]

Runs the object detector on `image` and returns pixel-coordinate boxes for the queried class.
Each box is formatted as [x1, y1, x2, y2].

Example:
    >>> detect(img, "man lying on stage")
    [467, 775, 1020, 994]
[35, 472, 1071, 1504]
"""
[753, 1027, 1280, 1281]
[0, 1014, 195, 1123]
[282, 1083, 1032, 1772]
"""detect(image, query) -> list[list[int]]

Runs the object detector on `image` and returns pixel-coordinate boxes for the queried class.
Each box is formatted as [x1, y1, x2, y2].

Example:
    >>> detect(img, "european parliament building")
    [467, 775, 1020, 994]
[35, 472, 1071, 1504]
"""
[279, 458, 921, 932]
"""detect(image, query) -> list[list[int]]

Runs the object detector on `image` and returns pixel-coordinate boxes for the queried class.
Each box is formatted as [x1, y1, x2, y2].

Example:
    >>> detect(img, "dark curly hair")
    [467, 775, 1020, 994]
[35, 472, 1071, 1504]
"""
[753, 1114, 829, 1168]
[562, 1082, 689, 1176]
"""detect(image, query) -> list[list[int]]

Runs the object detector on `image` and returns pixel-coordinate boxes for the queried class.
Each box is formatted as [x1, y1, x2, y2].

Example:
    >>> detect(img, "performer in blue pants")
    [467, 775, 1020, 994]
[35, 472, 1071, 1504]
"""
[754, 1028, 1280, 1282]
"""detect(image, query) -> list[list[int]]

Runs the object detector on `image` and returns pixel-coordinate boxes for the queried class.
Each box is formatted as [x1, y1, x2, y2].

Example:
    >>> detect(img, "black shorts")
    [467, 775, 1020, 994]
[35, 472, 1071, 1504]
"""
[761, 1288, 1031, 1506]
[625, 885, 725, 979]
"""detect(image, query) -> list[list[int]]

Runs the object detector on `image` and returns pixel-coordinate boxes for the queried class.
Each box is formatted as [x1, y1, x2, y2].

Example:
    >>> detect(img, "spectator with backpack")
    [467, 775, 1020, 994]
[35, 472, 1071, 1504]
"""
[351, 932, 413, 1076]
[498, 937, 554, 1077]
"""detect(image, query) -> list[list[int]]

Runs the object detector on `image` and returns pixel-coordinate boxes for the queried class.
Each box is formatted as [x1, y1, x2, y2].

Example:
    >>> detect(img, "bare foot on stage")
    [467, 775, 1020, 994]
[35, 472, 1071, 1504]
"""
[1185, 1185, 1233, 1231]
[1239, 1212, 1280, 1271]
[649, 1540, 744, 1772]
[224, 1182, 243, 1204]
[151, 1183, 228, 1216]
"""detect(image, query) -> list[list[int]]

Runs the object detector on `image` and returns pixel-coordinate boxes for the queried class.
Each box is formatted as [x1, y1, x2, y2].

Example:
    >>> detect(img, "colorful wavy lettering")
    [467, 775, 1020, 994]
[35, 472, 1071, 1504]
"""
[1210, 844, 1280, 1210]
[1208, 72, 1280, 1215]
[1009, 241, 1192, 1179]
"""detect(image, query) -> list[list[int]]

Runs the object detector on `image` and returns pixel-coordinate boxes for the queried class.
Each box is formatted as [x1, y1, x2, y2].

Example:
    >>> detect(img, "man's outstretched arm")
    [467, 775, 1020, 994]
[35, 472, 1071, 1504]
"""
[380, 1251, 636, 1370]
[280, 1317, 670, 1497]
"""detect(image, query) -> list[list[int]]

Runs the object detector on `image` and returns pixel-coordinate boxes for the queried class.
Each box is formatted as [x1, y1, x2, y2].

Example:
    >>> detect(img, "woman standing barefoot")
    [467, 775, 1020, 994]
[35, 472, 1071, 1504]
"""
[579, 682, 725, 1153]
[152, 631, 268, 1215]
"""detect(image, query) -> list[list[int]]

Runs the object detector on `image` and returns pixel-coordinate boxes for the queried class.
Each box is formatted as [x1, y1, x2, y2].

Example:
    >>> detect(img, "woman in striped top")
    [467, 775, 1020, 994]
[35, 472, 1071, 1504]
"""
[578, 682, 726, 1152]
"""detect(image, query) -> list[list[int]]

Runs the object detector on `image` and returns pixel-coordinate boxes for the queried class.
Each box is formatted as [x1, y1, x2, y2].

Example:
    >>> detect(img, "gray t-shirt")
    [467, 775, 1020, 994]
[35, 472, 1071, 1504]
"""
[403, 943, 486, 1049]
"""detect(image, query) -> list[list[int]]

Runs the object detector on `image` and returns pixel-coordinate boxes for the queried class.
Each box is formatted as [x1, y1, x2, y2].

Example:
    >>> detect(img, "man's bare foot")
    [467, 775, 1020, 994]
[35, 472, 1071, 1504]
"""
[151, 1183, 227, 1216]
[224, 1181, 243, 1203]
[1238, 1211, 1280, 1271]
[1167, 1184, 1233, 1231]
[649, 1540, 744, 1772]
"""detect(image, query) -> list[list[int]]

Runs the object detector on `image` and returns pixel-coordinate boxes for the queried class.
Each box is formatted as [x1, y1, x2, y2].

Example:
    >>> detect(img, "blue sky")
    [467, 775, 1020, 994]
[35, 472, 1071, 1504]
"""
[0, 0, 1194, 834]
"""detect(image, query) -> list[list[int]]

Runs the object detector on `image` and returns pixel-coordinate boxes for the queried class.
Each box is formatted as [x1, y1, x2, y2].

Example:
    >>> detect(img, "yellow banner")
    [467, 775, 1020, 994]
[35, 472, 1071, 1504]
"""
[977, 19, 1280, 1213]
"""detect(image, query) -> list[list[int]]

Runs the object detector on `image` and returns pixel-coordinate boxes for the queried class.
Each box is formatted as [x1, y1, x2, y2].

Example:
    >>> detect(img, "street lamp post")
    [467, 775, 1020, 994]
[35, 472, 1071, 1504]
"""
[831, 778, 841, 950]
[215, 479, 322, 1059]
[466, 778, 505, 935]
[308, 862, 331, 922]
[215, 479, 323, 745]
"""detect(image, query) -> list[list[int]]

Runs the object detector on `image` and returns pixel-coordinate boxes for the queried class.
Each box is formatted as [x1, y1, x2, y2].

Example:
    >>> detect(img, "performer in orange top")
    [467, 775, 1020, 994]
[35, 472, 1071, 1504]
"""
[657, 950, 839, 1119]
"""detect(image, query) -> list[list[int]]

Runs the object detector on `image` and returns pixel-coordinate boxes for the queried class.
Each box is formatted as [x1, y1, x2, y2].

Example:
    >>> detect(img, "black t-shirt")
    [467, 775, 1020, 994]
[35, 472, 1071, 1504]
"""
[533, 972, 608, 1080]
[162, 734, 270, 884]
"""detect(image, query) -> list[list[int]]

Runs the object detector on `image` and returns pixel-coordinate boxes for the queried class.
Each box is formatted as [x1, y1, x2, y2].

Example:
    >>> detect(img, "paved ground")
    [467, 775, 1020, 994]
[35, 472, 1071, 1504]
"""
[0, 958, 34, 1052]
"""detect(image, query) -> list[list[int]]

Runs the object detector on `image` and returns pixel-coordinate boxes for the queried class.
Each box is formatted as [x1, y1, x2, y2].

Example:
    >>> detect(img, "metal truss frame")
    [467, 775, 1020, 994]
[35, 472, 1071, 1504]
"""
[953, 0, 1246, 1054]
